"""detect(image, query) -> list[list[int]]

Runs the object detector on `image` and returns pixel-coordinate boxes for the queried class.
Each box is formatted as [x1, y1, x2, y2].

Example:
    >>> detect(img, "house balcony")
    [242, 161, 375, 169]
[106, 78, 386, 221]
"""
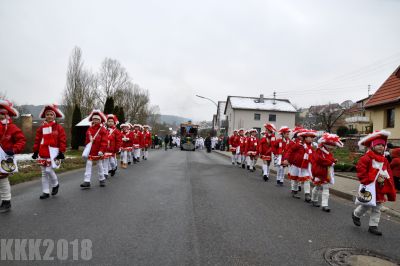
[345, 116, 370, 123]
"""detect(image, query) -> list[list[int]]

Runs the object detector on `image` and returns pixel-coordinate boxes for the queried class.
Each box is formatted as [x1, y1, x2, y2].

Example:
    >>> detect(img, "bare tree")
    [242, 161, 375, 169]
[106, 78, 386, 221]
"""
[309, 103, 347, 133]
[98, 58, 130, 103]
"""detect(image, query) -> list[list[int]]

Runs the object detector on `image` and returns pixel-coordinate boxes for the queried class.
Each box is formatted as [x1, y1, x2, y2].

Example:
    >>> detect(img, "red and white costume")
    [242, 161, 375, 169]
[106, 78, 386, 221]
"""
[142, 125, 152, 160]
[311, 133, 343, 208]
[284, 129, 316, 197]
[259, 123, 276, 179]
[238, 129, 247, 168]
[0, 100, 26, 207]
[274, 126, 292, 184]
[120, 123, 133, 168]
[246, 129, 259, 171]
[33, 104, 66, 195]
[353, 130, 397, 228]
[132, 125, 143, 162]
[83, 110, 108, 183]
[229, 130, 241, 165]
[103, 114, 122, 176]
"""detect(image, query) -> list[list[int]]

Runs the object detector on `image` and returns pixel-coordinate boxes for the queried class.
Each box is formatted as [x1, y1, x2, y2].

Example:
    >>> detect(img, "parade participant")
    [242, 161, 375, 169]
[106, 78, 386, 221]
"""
[311, 133, 343, 212]
[32, 104, 66, 199]
[103, 114, 122, 177]
[352, 130, 397, 236]
[283, 129, 316, 201]
[390, 148, 400, 191]
[229, 130, 241, 165]
[274, 126, 291, 186]
[80, 110, 108, 188]
[0, 100, 25, 212]
[246, 129, 259, 172]
[259, 123, 276, 181]
[238, 129, 246, 168]
[284, 126, 304, 193]
[142, 125, 152, 160]
[120, 123, 133, 169]
[132, 124, 143, 162]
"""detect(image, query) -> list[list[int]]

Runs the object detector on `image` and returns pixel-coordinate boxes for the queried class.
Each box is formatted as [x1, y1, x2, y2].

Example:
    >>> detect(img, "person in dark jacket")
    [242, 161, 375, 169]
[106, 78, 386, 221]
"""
[205, 134, 212, 153]
[164, 135, 169, 151]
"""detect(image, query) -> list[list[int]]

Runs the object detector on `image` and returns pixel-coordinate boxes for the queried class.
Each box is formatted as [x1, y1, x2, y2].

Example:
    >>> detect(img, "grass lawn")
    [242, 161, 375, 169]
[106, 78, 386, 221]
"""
[332, 147, 362, 172]
[9, 149, 86, 185]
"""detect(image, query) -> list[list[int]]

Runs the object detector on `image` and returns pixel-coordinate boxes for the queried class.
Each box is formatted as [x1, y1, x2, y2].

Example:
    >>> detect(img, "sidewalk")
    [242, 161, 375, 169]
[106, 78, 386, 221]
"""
[213, 150, 400, 218]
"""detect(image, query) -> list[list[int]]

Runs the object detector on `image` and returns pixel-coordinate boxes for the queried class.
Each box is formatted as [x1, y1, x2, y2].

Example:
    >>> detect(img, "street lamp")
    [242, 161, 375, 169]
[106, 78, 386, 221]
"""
[196, 95, 218, 108]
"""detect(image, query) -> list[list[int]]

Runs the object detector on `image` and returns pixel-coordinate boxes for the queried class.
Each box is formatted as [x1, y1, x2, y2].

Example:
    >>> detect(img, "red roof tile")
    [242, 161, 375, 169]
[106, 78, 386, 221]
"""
[365, 66, 400, 108]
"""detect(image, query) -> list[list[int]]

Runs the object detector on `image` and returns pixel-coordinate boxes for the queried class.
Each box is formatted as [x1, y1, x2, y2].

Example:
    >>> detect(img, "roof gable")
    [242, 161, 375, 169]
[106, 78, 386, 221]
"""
[365, 65, 400, 108]
[225, 96, 297, 113]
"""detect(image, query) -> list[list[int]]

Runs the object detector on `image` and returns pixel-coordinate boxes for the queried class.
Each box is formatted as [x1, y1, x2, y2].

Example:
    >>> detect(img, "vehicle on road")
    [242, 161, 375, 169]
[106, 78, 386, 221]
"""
[180, 121, 198, 151]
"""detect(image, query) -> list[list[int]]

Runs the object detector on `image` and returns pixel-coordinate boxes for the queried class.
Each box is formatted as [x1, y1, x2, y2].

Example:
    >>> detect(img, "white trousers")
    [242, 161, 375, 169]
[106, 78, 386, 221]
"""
[276, 166, 286, 182]
[247, 157, 257, 170]
[354, 203, 382, 226]
[262, 161, 270, 177]
[291, 180, 309, 193]
[84, 160, 105, 182]
[103, 157, 117, 174]
[41, 166, 59, 194]
[122, 151, 129, 164]
[144, 150, 149, 159]
[133, 148, 140, 159]
[311, 184, 330, 207]
[0, 177, 11, 201]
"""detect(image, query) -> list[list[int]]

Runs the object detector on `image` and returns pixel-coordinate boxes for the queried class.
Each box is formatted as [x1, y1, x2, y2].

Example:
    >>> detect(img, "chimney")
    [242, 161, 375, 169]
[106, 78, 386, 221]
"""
[259, 94, 264, 103]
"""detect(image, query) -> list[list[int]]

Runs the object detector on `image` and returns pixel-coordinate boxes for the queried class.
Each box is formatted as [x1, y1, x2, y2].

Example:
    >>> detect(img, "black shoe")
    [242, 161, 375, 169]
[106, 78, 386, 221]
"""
[80, 182, 91, 189]
[144, 158, 147, 160]
[100, 180, 106, 187]
[305, 193, 311, 203]
[312, 201, 320, 207]
[104, 174, 108, 179]
[142, 156, 145, 159]
[137, 158, 140, 162]
[110, 169, 116, 177]
[292, 191, 301, 199]
[237, 162, 241, 165]
[278, 181, 284, 186]
[298, 186, 301, 192]
[322, 206, 330, 212]
[368, 226, 382, 236]
[352, 212, 361, 226]
[128, 161, 132, 165]
[0, 200, 11, 213]
[247, 165, 250, 170]
[40, 193, 50, 199]
[232, 162, 235, 165]
[242, 164, 245, 169]
[263, 175, 269, 182]
[108, 170, 112, 174]
[51, 184, 59, 196]
[250, 168, 255, 172]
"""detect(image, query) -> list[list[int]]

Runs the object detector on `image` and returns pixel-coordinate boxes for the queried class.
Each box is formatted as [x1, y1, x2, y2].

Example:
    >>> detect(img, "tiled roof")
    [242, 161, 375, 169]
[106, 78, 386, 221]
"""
[365, 66, 400, 108]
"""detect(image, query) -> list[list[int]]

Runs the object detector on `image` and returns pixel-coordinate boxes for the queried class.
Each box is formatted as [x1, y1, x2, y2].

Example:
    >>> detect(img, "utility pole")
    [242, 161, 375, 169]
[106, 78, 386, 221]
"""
[368, 85, 371, 96]
[273, 91, 276, 105]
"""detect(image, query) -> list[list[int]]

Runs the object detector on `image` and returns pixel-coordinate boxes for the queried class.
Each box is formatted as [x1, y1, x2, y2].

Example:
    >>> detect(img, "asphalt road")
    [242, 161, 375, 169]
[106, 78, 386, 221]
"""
[2, 149, 400, 265]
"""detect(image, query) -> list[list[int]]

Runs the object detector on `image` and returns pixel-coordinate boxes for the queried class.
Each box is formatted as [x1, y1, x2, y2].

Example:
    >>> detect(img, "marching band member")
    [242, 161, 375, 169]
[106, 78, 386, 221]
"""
[103, 114, 122, 177]
[246, 129, 259, 172]
[352, 130, 396, 236]
[283, 129, 316, 202]
[229, 130, 241, 165]
[132, 124, 143, 163]
[238, 129, 246, 168]
[142, 125, 152, 160]
[244, 130, 251, 169]
[311, 133, 343, 212]
[274, 126, 291, 186]
[259, 123, 276, 181]
[80, 110, 108, 188]
[0, 100, 26, 212]
[32, 104, 66, 199]
[120, 123, 133, 169]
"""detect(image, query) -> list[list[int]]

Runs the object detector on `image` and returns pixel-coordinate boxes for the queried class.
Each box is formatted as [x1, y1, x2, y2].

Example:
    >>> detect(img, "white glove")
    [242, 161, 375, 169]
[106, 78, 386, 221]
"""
[98, 151, 104, 156]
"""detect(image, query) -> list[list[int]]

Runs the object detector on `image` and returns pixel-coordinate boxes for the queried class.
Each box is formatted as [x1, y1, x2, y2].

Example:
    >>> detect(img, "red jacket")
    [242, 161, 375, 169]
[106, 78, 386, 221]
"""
[283, 141, 311, 168]
[258, 134, 275, 160]
[311, 148, 336, 185]
[33, 122, 66, 158]
[274, 137, 291, 156]
[390, 148, 400, 178]
[143, 131, 152, 148]
[246, 136, 258, 156]
[239, 136, 246, 155]
[0, 120, 26, 154]
[356, 151, 396, 202]
[229, 135, 240, 148]
[106, 126, 122, 154]
[121, 130, 134, 149]
[132, 130, 143, 148]
[85, 124, 108, 158]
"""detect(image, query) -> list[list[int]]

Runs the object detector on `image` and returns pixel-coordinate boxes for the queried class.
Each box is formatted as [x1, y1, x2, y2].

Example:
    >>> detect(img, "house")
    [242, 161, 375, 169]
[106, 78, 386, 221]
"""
[365, 65, 400, 143]
[224, 94, 297, 135]
[344, 95, 373, 134]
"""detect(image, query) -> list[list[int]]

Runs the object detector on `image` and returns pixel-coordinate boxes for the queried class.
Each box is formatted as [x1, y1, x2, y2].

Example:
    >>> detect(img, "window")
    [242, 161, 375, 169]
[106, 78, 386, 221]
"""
[254, 113, 261, 120]
[386, 108, 395, 128]
[269, 114, 276, 122]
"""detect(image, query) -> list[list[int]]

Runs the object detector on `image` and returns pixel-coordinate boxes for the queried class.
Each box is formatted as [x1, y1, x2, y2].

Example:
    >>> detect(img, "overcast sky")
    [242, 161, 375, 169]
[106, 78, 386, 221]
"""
[1, 0, 399, 121]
